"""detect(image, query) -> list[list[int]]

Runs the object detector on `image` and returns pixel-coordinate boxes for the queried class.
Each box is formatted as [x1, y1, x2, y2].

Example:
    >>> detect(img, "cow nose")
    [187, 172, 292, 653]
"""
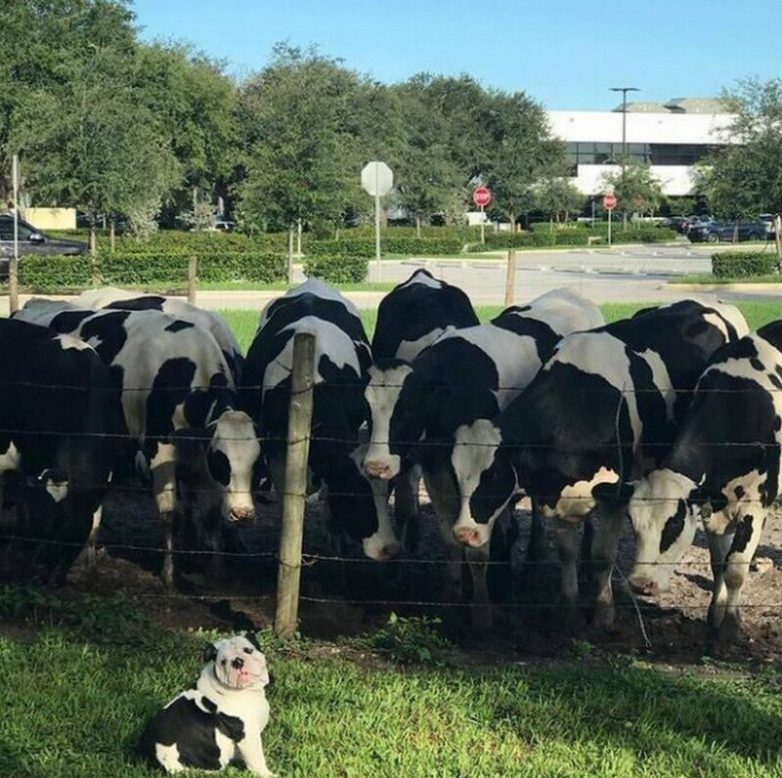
[629, 577, 660, 597]
[364, 461, 392, 480]
[375, 541, 401, 561]
[230, 506, 255, 523]
[455, 526, 486, 548]
[231, 657, 244, 669]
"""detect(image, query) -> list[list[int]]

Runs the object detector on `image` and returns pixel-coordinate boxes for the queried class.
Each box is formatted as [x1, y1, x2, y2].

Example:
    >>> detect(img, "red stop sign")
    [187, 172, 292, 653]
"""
[603, 193, 617, 210]
[473, 187, 492, 208]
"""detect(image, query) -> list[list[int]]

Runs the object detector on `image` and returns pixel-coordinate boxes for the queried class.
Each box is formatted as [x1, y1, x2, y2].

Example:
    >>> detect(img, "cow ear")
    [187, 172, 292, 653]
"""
[203, 642, 218, 663]
[592, 480, 635, 504]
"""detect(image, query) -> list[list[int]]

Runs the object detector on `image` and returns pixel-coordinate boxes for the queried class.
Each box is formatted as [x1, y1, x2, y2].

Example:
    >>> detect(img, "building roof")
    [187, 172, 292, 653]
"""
[609, 97, 730, 115]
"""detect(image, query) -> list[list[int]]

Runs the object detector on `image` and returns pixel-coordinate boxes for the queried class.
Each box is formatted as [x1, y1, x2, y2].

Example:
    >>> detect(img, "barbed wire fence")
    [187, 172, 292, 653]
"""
[2, 331, 781, 651]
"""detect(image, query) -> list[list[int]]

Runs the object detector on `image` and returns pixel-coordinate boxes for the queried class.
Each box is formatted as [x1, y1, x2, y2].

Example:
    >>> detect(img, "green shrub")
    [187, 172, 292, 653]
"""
[711, 251, 779, 278]
[303, 254, 368, 283]
[17, 250, 287, 291]
[307, 236, 463, 257]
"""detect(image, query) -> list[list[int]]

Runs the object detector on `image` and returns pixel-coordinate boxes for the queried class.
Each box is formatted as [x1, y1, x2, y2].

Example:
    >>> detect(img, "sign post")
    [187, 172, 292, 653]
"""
[361, 161, 393, 279]
[9, 154, 19, 314]
[473, 186, 492, 245]
[603, 193, 617, 247]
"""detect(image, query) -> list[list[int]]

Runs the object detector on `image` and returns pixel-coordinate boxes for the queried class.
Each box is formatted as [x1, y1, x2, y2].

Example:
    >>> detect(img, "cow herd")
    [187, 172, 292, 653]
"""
[1, 272, 780, 644]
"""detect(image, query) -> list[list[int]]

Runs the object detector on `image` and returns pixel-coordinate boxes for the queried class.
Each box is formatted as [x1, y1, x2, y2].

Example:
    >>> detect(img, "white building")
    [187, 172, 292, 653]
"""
[547, 98, 735, 198]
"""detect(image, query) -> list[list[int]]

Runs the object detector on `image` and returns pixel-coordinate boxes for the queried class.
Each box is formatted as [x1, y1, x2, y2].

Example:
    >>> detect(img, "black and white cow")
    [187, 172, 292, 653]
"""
[369, 269, 479, 538]
[241, 279, 399, 561]
[625, 320, 782, 640]
[467, 299, 749, 626]
[14, 300, 260, 586]
[372, 269, 479, 361]
[362, 288, 605, 619]
[76, 287, 243, 382]
[0, 318, 125, 584]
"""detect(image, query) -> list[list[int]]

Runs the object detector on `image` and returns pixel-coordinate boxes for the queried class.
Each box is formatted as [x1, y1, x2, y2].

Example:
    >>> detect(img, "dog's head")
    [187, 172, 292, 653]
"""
[204, 634, 270, 691]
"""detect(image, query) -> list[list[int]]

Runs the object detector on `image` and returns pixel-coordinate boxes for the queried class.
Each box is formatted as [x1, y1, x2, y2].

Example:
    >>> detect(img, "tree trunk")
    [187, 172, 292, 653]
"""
[109, 220, 115, 253]
[415, 215, 421, 238]
[89, 224, 97, 256]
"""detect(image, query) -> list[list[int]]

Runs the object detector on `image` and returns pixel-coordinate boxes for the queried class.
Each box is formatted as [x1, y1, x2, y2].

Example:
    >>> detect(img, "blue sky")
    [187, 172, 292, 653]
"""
[132, 0, 781, 110]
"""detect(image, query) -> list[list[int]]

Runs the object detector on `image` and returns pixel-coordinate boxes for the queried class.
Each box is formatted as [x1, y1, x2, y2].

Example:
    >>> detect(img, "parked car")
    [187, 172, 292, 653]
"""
[663, 216, 693, 234]
[687, 219, 769, 243]
[0, 214, 88, 277]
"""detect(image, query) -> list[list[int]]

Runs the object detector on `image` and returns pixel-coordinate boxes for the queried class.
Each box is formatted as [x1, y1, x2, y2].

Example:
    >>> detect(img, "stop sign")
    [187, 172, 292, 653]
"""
[603, 193, 617, 210]
[473, 187, 492, 208]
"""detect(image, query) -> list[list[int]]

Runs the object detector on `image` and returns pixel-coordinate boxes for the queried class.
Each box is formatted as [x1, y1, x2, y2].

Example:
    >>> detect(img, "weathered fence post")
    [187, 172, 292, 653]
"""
[274, 332, 316, 639]
[187, 256, 197, 305]
[504, 249, 517, 307]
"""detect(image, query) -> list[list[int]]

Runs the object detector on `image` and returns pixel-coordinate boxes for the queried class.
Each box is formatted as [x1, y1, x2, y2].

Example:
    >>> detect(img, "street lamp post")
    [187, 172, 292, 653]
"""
[610, 86, 639, 227]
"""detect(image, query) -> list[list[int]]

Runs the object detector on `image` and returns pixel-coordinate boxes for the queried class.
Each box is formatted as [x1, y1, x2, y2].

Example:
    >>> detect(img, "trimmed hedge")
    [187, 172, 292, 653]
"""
[465, 227, 677, 251]
[303, 254, 368, 283]
[711, 251, 779, 278]
[16, 251, 287, 292]
[307, 236, 463, 257]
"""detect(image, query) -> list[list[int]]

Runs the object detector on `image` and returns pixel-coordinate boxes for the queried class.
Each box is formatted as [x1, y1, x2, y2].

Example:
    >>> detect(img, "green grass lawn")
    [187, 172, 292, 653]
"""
[221, 301, 782, 352]
[3, 620, 782, 778]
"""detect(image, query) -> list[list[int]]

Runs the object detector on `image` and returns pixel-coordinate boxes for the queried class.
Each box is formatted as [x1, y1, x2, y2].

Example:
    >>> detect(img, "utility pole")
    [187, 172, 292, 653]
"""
[610, 86, 639, 228]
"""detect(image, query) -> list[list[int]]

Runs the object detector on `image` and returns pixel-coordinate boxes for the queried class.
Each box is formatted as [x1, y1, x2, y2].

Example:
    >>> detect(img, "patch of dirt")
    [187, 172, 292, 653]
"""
[8, 477, 782, 666]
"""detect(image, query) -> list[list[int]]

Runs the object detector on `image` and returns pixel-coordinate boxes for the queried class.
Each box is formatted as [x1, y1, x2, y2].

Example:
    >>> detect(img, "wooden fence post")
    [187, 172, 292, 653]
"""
[504, 249, 517, 307]
[187, 256, 197, 305]
[274, 332, 316, 639]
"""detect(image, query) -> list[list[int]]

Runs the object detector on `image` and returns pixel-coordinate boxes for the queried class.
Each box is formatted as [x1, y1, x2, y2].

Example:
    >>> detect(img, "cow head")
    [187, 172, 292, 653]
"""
[325, 445, 401, 561]
[626, 469, 699, 596]
[363, 362, 423, 481]
[205, 410, 262, 523]
[450, 419, 519, 548]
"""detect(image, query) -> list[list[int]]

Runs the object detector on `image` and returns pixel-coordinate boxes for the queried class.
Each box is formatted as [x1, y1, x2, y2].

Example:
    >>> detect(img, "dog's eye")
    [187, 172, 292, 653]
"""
[243, 647, 253, 654]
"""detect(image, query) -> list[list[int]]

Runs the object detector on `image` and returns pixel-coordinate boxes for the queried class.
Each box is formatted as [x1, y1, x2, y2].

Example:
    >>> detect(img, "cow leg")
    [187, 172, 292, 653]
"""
[705, 528, 733, 631]
[423, 469, 462, 601]
[466, 542, 492, 630]
[590, 503, 628, 628]
[394, 463, 421, 552]
[150, 444, 178, 588]
[553, 518, 582, 623]
[84, 503, 104, 569]
[711, 511, 765, 642]
[527, 499, 546, 562]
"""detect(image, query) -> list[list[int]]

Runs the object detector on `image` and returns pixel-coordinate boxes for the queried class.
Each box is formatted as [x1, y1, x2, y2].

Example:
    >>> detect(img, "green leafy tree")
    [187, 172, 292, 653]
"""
[535, 177, 585, 223]
[480, 92, 566, 229]
[600, 163, 665, 218]
[138, 43, 238, 219]
[237, 44, 370, 252]
[7, 1, 180, 246]
[701, 79, 782, 224]
[391, 82, 464, 234]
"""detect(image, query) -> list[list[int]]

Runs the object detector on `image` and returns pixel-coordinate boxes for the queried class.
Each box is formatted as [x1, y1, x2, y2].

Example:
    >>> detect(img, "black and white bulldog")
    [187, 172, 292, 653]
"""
[138, 635, 274, 775]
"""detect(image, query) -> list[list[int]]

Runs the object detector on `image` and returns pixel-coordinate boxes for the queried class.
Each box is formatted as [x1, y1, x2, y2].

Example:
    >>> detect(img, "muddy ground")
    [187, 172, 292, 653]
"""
[9, 475, 766, 666]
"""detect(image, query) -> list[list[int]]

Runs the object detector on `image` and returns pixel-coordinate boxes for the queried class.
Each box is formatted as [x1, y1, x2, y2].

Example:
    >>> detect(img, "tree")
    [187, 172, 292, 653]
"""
[237, 44, 370, 254]
[535, 177, 585, 223]
[6, 1, 181, 245]
[600, 163, 665, 218]
[391, 81, 464, 234]
[137, 43, 239, 219]
[480, 92, 566, 229]
[701, 79, 782, 226]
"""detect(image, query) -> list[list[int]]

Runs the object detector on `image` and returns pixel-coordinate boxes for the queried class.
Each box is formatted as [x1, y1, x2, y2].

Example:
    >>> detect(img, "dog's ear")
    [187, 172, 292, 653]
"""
[245, 632, 262, 651]
[203, 642, 218, 663]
